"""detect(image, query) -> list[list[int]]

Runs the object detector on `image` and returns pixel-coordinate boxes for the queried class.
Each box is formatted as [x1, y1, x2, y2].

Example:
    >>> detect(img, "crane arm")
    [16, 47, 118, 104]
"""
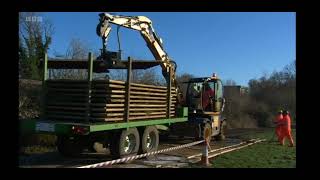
[97, 13, 180, 99]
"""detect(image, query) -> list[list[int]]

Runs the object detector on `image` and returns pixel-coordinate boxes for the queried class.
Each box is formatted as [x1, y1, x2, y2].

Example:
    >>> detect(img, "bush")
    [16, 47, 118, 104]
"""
[19, 79, 42, 119]
[223, 61, 296, 129]
[249, 102, 273, 127]
[19, 79, 57, 149]
[20, 134, 57, 147]
[248, 61, 296, 126]
[223, 94, 258, 129]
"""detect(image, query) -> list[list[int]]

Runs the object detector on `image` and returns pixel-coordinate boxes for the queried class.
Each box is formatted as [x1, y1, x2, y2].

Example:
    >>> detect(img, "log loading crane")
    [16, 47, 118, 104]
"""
[96, 13, 226, 142]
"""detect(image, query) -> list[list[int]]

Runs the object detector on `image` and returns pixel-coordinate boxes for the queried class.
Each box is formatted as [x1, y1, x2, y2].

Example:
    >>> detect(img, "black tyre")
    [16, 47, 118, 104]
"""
[88, 143, 97, 152]
[110, 128, 140, 159]
[141, 126, 159, 153]
[57, 136, 83, 157]
[87, 139, 98, 152]
[194, 123, 212, 142]
[215, 133, 225, 141]
[110, 131, 120, 158]
[159, 131, 170, 141]
[194, 124, 201, 141]
[215, 121, 226, 141]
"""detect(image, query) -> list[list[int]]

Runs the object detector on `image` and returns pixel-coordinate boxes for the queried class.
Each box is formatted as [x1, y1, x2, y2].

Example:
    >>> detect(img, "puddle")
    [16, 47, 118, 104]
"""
[111, 164, 151, 168]
[156, 155, 186, 161]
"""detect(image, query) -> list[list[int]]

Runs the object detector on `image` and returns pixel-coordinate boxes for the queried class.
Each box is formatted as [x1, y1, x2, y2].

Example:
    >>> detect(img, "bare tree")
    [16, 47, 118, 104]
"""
[19, 12, 54, 79]
[66, 38, 90, 59]
[176, 73, 194, 85]
[284, 60, 296, 78]
[247, 60, 296, 127]
[109, 68, 165, 86]
[51, 38, 92, 79]
[132, 68, 165, 86]
[224, 79, 237, 86]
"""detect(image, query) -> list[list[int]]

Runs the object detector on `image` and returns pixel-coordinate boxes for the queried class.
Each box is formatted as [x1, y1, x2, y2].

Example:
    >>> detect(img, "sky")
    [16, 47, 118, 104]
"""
[41, 12, 295, 86]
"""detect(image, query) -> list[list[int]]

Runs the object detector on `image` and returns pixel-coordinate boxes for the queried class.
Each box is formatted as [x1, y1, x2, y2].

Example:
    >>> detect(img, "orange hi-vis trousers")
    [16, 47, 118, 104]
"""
[280, 129, 294, 146]
[276, 126, 282, 142]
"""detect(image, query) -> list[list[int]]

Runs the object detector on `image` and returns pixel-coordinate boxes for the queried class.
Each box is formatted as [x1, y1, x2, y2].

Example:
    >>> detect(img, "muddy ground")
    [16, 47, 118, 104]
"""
[19, 128, 268, 168]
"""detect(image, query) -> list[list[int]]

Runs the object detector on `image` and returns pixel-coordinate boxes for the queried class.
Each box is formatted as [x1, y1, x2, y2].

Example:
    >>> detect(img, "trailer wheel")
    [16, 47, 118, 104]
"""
[110, 128, 140, 159]
[57, 136, 83, 157]
[141, 126, 159, 153]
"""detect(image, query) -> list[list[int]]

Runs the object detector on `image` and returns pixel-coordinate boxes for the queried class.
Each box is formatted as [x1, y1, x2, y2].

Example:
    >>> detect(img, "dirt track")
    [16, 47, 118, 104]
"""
[19, 128, 267, 168]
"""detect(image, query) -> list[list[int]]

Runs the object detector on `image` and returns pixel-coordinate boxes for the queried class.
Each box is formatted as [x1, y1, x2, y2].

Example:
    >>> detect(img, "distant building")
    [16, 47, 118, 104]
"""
[223, 85, 248, 98]
[223, 86, 248, 117]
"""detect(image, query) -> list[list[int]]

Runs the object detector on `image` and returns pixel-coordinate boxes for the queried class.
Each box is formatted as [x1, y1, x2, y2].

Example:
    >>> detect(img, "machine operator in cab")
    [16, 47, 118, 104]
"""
[202, 82, 214, 111]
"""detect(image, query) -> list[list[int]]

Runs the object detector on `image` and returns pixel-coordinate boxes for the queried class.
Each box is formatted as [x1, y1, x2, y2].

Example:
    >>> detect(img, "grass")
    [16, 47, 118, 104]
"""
[211, 129, 296, 168]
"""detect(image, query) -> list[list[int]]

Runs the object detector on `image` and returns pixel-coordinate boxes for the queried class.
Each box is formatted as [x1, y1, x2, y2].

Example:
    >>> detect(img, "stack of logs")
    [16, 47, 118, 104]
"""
[45, 79, 177, 122]
[45, 80, 88, 121]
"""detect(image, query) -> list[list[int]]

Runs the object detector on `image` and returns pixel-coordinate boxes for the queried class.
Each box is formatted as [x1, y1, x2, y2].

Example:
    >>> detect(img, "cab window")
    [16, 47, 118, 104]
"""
[188, 82, 203, 98]
[215, 80, 223, 100]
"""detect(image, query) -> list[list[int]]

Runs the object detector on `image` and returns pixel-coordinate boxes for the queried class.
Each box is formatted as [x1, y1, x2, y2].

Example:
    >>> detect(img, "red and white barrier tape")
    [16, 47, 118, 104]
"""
[78, 140, 204, 168]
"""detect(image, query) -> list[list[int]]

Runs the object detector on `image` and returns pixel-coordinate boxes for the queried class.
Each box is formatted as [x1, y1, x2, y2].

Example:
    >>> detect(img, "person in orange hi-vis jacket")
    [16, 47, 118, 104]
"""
[273, 110, 283, 143]
[280, 110, 295, 147]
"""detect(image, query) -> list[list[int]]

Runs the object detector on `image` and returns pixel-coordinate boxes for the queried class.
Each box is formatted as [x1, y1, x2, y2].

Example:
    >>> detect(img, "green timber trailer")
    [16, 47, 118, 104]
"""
[20, 53, 188, 158]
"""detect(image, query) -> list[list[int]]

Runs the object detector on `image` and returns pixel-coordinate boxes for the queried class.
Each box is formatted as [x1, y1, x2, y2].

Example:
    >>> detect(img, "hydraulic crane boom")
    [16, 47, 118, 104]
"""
[96, 13, 181, 103]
